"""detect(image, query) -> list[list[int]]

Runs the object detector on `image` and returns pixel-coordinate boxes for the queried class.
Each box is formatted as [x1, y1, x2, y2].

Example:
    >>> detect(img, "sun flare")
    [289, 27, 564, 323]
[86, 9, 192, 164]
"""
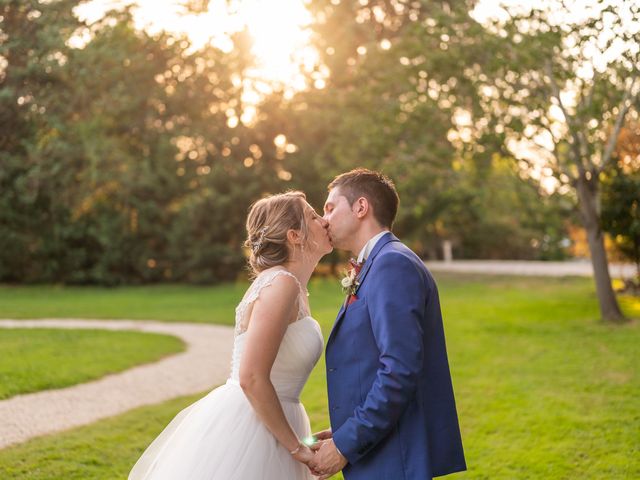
[235, 0, 319, 88]
[75, 0, 321, 94]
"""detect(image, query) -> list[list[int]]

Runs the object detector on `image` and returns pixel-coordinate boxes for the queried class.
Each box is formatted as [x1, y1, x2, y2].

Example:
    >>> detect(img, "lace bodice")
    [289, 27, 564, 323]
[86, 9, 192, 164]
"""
[234, 268, 309, 335]
[228, 268, 324, 402]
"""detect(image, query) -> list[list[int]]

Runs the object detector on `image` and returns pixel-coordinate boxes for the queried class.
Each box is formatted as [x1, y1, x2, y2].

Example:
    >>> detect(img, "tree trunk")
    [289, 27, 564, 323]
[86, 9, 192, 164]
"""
[575, 175, 626, 322]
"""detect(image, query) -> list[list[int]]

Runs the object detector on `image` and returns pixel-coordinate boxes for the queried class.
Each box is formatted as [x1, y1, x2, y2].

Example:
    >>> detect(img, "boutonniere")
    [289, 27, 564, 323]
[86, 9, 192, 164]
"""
[341, 268, 360, 297]
[340, 258, 363, 298]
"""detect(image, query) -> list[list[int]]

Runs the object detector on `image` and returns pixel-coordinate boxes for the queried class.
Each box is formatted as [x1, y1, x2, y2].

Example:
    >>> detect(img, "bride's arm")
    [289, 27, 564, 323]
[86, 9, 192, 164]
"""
[239, 274, 313, 463]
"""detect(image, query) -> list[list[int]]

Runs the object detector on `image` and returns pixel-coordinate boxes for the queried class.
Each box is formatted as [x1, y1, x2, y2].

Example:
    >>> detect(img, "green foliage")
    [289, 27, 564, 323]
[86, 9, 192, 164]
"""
[0, 276, 638, 478]
[601, 165, 640, 276]
[0, 328, 184, 399]
[447, 156, 571, 260]
[0, 6, 284, 285]
[0, 0, 82, 282]
[284, 1, 567, 260]
[428, 0, 638, 319]
[10, 1, 633, 285]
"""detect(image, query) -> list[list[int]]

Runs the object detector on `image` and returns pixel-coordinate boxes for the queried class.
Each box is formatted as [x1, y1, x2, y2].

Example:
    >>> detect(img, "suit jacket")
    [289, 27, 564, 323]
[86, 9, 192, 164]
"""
[326, 232, 466, 479]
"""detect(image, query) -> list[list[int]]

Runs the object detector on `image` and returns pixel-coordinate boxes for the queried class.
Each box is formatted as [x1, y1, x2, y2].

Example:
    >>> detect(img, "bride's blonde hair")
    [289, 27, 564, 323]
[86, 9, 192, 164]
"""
[244, 191, 309, 275]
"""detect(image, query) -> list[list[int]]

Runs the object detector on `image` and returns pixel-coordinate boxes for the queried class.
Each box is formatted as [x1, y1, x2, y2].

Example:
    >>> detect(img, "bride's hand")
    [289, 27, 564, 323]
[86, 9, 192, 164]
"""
[292, 444, 315, 464]
[295, 445, 326, 477]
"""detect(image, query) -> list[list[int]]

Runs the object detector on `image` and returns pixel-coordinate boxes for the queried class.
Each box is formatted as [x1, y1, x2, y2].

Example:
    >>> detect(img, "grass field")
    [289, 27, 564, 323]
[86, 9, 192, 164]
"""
[0, 274, 638, 479]
[0, 328, 184, 400]
[0, 283, 247, 324]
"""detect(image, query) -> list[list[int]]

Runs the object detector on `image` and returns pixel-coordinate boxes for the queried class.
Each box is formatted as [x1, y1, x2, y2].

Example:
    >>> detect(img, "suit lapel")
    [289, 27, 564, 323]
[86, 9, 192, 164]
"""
[327, 232, 399, 346]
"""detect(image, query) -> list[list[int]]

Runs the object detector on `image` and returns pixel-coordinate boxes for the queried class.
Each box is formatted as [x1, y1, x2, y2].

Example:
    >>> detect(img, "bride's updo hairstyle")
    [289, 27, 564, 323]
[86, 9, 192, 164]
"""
[244, 191, 309, 275]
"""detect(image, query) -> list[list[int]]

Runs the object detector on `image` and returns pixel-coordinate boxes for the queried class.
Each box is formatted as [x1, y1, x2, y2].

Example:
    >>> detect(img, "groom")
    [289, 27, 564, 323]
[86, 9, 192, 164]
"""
[308, 169, 466, 479]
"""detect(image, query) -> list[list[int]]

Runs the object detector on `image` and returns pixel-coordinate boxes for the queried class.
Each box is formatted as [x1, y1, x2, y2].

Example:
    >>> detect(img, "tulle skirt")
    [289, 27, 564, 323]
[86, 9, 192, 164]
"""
[129, 381, 315, 480]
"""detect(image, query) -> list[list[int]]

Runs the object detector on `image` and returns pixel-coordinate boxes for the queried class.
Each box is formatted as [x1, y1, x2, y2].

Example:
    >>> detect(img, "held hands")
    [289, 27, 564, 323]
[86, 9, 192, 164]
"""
[292, 429, 347, 479]
[291, 443, 315, 465]
[306, 432, 347, 480]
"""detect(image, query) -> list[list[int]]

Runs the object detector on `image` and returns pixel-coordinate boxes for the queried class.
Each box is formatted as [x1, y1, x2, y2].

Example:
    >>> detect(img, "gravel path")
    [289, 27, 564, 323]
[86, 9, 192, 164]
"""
[425, 260, 636, 278]
[0, 319, 235, 450]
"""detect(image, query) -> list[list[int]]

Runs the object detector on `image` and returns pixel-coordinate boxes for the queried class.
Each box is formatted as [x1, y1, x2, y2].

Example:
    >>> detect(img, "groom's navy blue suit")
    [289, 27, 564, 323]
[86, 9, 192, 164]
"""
[326, 232, 466, 479]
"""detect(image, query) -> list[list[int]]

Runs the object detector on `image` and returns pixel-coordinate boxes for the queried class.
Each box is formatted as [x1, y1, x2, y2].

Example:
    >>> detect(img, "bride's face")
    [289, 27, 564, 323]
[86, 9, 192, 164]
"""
[303, 202, 333, 256]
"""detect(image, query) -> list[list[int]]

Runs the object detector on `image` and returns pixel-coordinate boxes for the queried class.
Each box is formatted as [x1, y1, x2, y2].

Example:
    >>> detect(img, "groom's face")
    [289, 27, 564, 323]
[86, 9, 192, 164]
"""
[323, 187, 357, 249]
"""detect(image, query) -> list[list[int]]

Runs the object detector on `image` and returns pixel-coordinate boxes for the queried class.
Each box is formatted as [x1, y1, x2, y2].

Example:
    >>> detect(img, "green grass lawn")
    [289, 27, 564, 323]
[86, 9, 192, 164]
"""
[0, 328, 185, 400]
[0, 392, 202, 480]
[0, 283, 248, 324]
[0, 274, 638, 479]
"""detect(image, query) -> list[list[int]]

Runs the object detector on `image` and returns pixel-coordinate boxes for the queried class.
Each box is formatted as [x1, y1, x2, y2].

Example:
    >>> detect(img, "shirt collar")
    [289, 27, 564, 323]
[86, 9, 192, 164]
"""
[357, 230, 389, 264]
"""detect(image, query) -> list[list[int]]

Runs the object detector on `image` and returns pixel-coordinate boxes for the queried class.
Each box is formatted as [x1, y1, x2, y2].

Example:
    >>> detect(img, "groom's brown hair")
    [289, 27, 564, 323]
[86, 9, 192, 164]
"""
[328, 168, 399, 229]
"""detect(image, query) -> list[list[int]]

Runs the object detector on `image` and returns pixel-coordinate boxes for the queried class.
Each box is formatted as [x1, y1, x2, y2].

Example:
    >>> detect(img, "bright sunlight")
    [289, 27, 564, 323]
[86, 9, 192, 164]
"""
[75, 0, 320, 93]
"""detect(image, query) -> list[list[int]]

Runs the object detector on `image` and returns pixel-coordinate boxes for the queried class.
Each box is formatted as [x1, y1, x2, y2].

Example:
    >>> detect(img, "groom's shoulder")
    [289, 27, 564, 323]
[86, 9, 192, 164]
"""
[376, 240, 426, 274]
[377, 238, 436, 284]
[382, 237, 423, 263]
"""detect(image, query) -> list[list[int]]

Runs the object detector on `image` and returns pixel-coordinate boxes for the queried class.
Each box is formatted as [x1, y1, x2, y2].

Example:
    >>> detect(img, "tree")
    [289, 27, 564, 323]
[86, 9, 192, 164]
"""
[285, 0, 566, 260]
[0, 4, 288, 284]
[52, 13, 289, 284]
[0, 0, 82, 281]
[601, 123, 640, 281]
[0, 0, 582, 284]
[462, 1, 639, 321]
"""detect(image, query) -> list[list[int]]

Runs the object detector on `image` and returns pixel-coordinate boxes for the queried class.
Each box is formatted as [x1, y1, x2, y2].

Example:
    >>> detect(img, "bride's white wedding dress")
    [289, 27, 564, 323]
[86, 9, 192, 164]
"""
[129, 268, 324, 480]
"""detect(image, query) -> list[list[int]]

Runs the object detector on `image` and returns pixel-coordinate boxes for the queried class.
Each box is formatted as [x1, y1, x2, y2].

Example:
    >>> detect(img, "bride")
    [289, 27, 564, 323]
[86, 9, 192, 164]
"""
[129, 191, 332, 480]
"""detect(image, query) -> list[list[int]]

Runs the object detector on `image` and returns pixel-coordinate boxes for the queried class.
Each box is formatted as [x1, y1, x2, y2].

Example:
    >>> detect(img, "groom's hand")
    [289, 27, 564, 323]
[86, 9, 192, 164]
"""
[308, 439, 347, 479]
[312, 428, 333, 441]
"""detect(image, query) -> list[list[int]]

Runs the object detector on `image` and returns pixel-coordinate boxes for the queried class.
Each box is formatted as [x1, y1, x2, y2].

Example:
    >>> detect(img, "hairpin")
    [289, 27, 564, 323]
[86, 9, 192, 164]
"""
[252, 225, 269, 253]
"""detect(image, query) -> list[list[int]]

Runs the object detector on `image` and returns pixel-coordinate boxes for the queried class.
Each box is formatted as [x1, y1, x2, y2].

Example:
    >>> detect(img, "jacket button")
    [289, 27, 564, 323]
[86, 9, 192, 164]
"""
[328, 368, 336, 372]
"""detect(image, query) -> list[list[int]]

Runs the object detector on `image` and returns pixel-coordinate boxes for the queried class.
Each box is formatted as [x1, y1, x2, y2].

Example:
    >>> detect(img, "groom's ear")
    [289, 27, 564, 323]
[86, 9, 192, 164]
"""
[353, 196, 369, 219]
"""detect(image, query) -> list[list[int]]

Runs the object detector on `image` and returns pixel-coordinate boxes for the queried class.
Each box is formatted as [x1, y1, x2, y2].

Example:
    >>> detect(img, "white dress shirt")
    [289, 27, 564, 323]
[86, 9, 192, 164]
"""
[357, 230, 389, 264]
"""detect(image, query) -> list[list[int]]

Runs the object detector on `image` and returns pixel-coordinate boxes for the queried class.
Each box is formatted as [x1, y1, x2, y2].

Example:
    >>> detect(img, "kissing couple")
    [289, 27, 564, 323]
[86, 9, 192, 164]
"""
[129, 169, 466, 479]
